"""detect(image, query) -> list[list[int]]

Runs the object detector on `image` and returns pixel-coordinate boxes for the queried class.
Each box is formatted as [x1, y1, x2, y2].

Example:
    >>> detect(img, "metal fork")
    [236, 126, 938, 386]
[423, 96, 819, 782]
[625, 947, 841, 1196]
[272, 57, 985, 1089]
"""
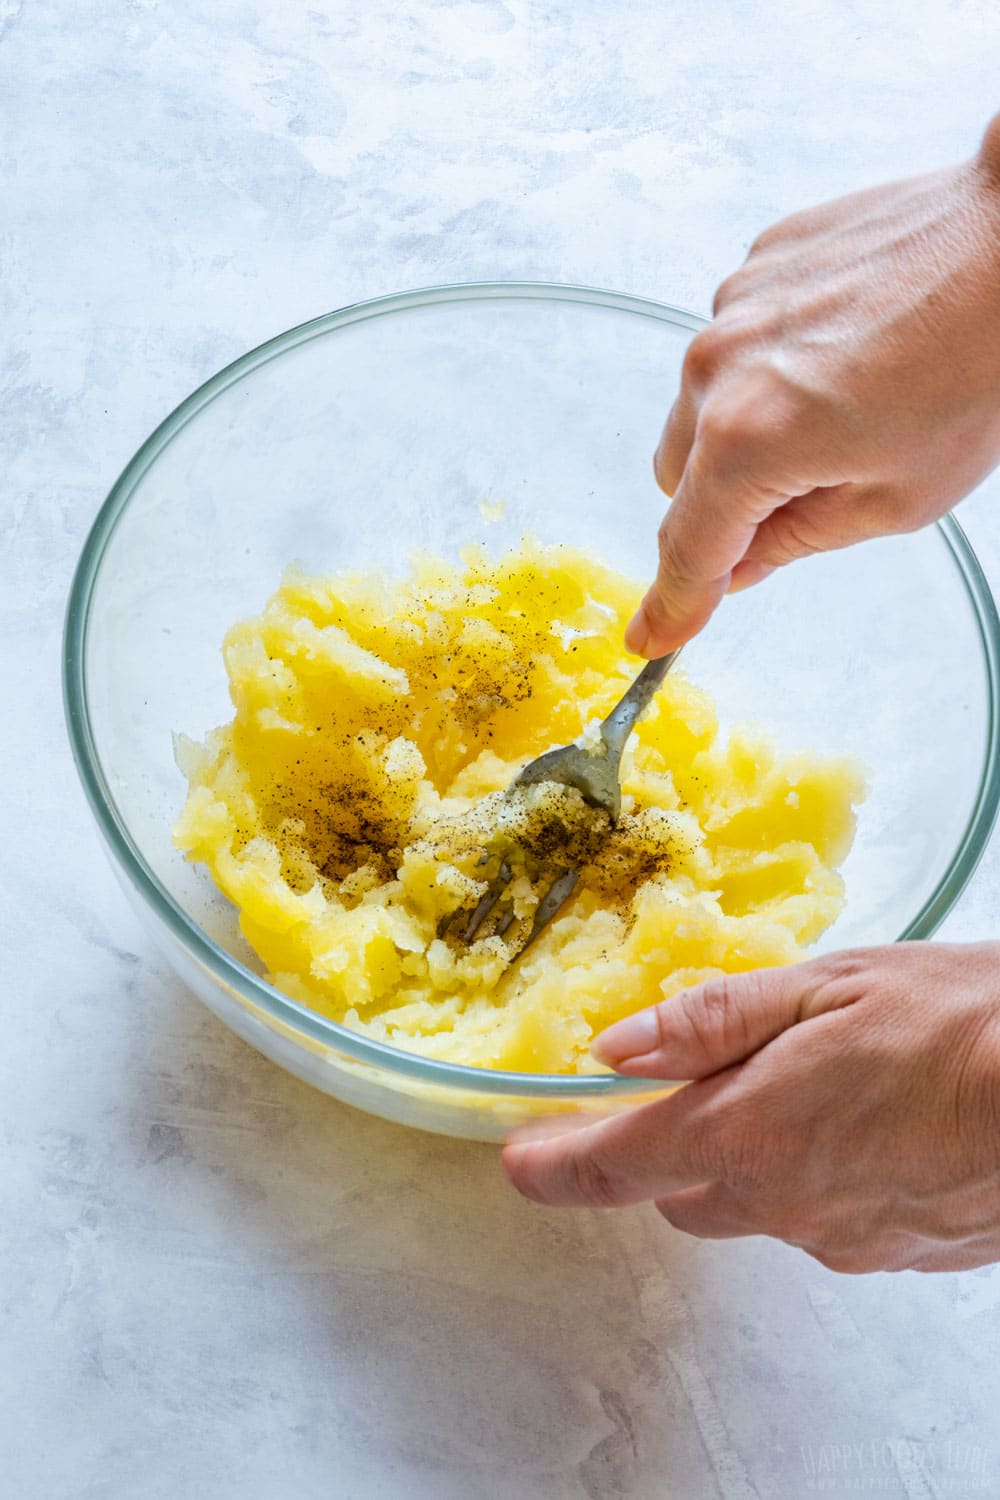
[442, 650, 681, 953]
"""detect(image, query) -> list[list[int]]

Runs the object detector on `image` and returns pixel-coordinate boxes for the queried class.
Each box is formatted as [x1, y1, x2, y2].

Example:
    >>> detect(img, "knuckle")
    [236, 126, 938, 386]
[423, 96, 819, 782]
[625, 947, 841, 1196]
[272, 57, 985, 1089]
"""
[717, 1123, 769, 1190]
[655, 1196, 692, 1231]
[653, 437, 674, 495]
[654, 1191, 728, 1239]
[696, 399, 765, 469]
[676, 978, 726, 1056]
[655, 403, 692, 495]
[797, 949, 879, 1015]
[710, 289, 724, 319]
[808, 947, 872, 981]
[684, 1099, 769, 1190]
[656, 518, 699, 588]
[805, 1219, 903, 1274]
[757, 507, 827, 566]
[682, 328, 723, 388]
[568, 1147, 627, 1209]
[747, 220, 785, 258]
[683, 973, 756, 1060]
[876, 487, 941, 537]
[810, 1246, 879, 1276]
[711, 272, 744, 316]
[772, 1203, 826, 1246]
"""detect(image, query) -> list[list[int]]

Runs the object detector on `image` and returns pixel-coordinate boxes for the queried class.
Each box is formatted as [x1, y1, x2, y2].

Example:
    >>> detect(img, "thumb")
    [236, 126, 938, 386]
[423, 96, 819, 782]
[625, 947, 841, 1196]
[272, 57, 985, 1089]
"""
[740, 482, 901, 570]
[591, 959, 861, 1079]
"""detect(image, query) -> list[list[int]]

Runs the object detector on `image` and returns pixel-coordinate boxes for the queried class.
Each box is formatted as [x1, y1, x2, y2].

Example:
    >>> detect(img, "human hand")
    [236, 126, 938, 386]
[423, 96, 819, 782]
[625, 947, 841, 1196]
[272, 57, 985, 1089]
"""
[626, 114, 1000, 655]
[502, 943, 1000, 1272]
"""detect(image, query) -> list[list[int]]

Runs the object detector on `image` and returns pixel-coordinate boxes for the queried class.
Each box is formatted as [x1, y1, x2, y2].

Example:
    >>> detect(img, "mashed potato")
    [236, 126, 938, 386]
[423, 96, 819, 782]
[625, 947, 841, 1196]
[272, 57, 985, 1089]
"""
[174, 539, 864, 1073]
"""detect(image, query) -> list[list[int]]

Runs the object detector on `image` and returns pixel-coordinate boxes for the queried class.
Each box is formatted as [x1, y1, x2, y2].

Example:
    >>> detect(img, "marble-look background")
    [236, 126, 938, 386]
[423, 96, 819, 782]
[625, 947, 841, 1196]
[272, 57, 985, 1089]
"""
[4, 2, 1000, 1496]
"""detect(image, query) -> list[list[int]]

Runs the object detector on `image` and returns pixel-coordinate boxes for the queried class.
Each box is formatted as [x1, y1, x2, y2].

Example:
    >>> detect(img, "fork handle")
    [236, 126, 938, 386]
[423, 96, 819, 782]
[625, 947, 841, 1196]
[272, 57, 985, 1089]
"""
[599, 650, 682, 761]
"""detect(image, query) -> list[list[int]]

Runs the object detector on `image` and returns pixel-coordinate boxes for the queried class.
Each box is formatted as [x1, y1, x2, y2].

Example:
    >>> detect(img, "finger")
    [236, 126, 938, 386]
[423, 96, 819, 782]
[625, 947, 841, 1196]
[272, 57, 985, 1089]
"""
[591, 956, 863, 1078]
[502, 1075, 735, 1208]
[503, 1111, 595, 1146]
[809, 1235, 919, 1275]
[625, 432, 787, 657]
[908, 1242, 1000, 1273]
[727, 558, 775, 593]
[654, 1182, 751, 1240]
[741, 483, 895, 570]
[654, 388, 698, 499]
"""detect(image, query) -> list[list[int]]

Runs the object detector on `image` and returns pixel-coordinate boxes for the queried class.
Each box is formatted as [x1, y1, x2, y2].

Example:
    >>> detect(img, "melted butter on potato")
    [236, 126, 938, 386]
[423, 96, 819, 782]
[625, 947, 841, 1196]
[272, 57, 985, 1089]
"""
[174, 539, 865, 1074]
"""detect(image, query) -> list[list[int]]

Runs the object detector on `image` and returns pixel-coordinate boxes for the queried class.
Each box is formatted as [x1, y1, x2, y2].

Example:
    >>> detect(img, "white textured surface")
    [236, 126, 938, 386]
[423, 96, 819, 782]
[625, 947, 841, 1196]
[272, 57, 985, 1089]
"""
[5, 2, 1000, 1496]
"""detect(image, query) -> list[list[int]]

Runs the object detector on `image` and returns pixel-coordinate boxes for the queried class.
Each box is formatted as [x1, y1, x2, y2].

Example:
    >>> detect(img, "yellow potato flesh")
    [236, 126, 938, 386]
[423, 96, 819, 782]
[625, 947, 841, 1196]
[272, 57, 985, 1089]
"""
[174, 539, 864, 1074]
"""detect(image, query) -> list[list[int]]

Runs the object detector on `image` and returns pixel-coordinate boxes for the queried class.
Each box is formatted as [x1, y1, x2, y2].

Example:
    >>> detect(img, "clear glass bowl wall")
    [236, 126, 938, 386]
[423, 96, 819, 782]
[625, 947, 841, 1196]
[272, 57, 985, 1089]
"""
[64, 285, 1000, 1140]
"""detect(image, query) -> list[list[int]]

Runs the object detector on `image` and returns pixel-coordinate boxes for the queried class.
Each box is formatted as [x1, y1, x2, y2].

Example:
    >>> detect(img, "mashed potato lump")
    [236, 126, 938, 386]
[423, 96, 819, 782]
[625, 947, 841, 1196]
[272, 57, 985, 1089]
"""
[174, 539, 864, 1074]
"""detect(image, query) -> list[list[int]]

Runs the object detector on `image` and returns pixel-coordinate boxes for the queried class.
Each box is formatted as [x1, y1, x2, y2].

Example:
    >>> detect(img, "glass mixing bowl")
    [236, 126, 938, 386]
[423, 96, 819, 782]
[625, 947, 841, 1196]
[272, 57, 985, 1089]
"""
[64, 283, 1000, 1141]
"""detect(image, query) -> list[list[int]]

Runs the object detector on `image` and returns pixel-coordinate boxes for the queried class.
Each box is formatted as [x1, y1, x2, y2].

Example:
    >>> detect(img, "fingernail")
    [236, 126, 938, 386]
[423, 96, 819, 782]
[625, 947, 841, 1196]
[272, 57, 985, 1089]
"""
[624, 608, 650, 655]
[591, 1008, 660, 1065]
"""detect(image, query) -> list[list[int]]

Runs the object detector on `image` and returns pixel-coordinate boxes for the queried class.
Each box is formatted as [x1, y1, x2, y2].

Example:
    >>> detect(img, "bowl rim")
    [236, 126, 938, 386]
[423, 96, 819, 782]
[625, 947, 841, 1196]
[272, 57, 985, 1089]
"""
[63, 279, 1000, 1098]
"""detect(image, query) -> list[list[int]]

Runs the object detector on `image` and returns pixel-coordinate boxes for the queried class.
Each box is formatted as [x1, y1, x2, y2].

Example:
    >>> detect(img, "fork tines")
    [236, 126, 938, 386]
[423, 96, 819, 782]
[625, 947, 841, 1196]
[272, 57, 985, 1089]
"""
[463, 859, 514, 943]
[438, 861, 580, 955]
